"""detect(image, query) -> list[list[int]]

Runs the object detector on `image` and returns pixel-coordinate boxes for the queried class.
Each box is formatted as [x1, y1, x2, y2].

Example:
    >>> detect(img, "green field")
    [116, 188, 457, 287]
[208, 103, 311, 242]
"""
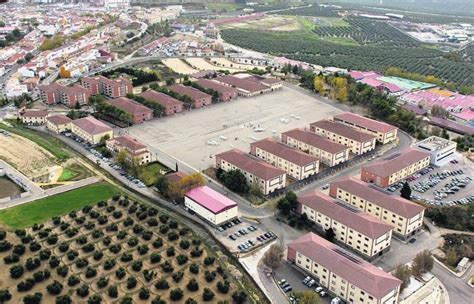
[0, 183, 119, 229]
[137, 162, 170, 186]
[0, 121, 70, 161]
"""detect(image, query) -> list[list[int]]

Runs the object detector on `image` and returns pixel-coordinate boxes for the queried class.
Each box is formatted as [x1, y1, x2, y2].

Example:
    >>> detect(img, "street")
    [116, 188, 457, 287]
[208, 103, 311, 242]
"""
[432, 262, 474, 304]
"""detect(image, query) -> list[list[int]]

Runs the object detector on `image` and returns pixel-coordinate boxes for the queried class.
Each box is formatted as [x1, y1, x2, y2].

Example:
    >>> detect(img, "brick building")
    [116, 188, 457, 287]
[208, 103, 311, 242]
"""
[82, 75, 133, 98]
[140, 90, 184, 116]
[107, 97, 153, 124]
[196, 79, 238, 102]
[167, 84, 212, 109]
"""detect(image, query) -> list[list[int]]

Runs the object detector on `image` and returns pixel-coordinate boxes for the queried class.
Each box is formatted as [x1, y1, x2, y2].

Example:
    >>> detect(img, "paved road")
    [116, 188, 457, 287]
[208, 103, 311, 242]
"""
[432, 262, 474, 304]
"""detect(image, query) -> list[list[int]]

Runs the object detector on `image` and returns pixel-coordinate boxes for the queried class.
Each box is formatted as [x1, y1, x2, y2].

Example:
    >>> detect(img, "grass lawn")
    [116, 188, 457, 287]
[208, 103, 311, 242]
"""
[58, 163, 92, 182]
[137, 162, 170, 186]
[0, 121, 70, 161]
[57, 168, 77, 182]
[0, 183, 119, 229]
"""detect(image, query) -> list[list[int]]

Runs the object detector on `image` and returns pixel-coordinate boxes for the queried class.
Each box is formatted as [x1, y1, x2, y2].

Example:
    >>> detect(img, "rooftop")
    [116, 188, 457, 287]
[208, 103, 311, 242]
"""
[251, 137, 319, 166]
[185, 186, 237, 214]
[298, 191, 393, 239]
[288, 233, 401, 299]
[362, 147, 430, 177]
[333, 112, 398, 133]
[215, 75, 268, 93]
[330, 176, 425, 218]
[216, 149, 285, 180]
[107, 97, 153, 116]
[140, 90, 183, 108]
[46, 114, 72, 126]
[111, 135, 147, 152]
[377, 76, 436, 91]
[72, 116, 112, 135]
[168, 84, 211, 100]
[429, 117, 474, 135]
[282, 128, 349, 154]
[416, 136, 455, 151]
[310, 120, 376, 142]
[22, 110, 49, 118]
[196, 78, 237, 94]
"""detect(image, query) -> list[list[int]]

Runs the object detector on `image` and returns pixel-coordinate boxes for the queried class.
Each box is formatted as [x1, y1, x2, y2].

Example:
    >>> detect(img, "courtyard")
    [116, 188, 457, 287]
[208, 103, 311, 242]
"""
[128, 84, 342, 171]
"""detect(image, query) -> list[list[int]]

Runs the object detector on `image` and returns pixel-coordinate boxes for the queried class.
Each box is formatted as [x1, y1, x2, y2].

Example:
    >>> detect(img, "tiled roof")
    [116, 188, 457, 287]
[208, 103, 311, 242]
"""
[22, 110, 49, 118]
[362, 147, 430, 178]
[107, 97, 152, 116]
[216, 149, 285, 180]
[251, 138, 319, 166]
[298, 191, 393, 239]
[140, 90, 183, 108]
[288, 233, 401, 299]
[196, 79, 237, 94]
[310, 120, 376, 142]
[62, 85, 90, 96]
[215, 75, 268, 93]
[38, 83, 63, 92]
[165, 171, 187, 184]
[112, 135, 146, 152]
[330, 176, 425, 218]
[333, 112, 398, 133]
[46, 114, 72, 126]
[72, 116, 112, 135]
[186, 186, 237, 214]
[168, 84, 211, 100]
[282, 128, 349, 154]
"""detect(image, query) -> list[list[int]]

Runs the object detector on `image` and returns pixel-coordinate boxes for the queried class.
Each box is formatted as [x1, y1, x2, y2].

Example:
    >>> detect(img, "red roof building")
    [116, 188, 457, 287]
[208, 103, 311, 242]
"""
[214, 75, 270, 97]
[106, 135, 151, 165]
[361, 147, 430, 187]
[107, 97, 153, 124]
[38, 83, 90, 107]
[140, 90, 183, 116]
[196, 79, 238, 102]
[82, 75, 133, 98]
[168, 84, 212, 109]
[287, 233, 401, 303]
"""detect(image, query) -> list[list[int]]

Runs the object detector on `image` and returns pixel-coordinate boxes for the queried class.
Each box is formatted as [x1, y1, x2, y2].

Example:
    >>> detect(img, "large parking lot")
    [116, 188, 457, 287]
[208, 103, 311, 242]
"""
[128, 84, 341, 170]
[387, 155, 474, 207]
[214, 218, 277, 253]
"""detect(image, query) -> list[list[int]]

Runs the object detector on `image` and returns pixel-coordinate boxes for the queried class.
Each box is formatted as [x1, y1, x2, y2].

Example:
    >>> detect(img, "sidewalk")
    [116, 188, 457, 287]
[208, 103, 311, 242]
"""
[401, 276, 449, 304]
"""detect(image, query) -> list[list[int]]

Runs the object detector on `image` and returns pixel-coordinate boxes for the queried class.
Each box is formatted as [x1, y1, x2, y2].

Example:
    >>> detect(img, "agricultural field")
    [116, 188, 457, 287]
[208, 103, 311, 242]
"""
[0, 193, 246, 303]
[220, 15, 303, 32]
[162, 58, 199, 75]
[185, 58, 242, 73]
[209, 58, 260, 71]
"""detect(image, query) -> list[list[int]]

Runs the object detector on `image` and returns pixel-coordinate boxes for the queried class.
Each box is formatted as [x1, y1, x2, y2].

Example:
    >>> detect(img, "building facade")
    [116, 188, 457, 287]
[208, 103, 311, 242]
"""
[414, 136, 457, 166]
[361, 148, 431, 187]
[39, 83, 90, 107]
[45, 114, 72, 134]
[310, 120, 376, 155]
[106, 135, 151, 165]
[71, 116, 113, 145]
[215, 149, 286, 195]
[168, 84, 212, 108]
[333, 112, 398, 144]
[107, 97, 153, 124]
[330, 176, 425, 239]
[298, 192, 393, 260]
[196, 78, 238, 102]
[140, 90, 183, 116]
[250, 138, 319, 180]
[82, 75, 133, 98]
[287, 233, 401, 304]
[21, 110, 49, 125]
[282, 128, 350, 167]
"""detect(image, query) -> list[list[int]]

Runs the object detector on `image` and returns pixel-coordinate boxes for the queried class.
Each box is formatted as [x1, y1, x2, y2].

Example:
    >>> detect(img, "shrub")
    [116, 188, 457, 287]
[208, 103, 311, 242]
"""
[132, 224, 144, 235]
[39, 249, 51, 260]
[190, 247, 203, 258]
[179, 227, 190, 236]
[102, 236, 112, 246]
[217, 280, 230, 294]
[32, 270, 50, 282]
[87, 294, 102, 304]
[142, 230, 153, 241]
[32, 223, 43, 231]
[176, 254, 188, 265]
[171, 271, 184, 283]
[69, 211, 77, 218]
[123, 217, 134, 227]
[17, 278, 35, 292]
[60, 223, 70, 231]
[82, 243, 95, 253]
[117, 231, 127, 240]
[68, 275, 80, 287]
[112, 194, 121, 201]
[120, 296, 133, 304]
[131, 261, 143, 272]
[232, 291, 247, 304]
[168, 232, 179, 241]
[0, 289, 12, 302]
[113, 267, 125, 280]
[0, 230, 6, 241]
[152, 238, 163, 249]
[65, 228, 78, 238]
[58, 242, 69, 252]
[137, 212, 148, 221]
[152, 295, 166, 304]
[108, 286, 118, 298]
[25, 258, 41, 271]
[109, 244, 121, 254]
[154, 277, 170, 290]
[143, 269, 156, 282]
[189, 263, 199, 274]
[66, 250, 78, 261]
[98, 200, 107, 208]
[93, 251, 104, 261]
[55, 295, 72, 304]
[202, 288, 215, 301]
[159, 214, 169, 223]
[76, 236, 88, 245]
[192, 239, 201, 246]
[112, 210, 122, 219]
[205, 270, 216, 283]
[170, 288, 183, 301]
[92, 230, 103, 239]
[149, 252, 161, 264]
[85, 267, 97, 278]
[76, 285, 89, 298]
[148, 208, 158, 216]
[75, 216, 86, 225]
[56, 266, 68, 277]
[4, 253, 20, 264]
[49, 256, 60, 268]
[147, 218, 158, 227]
[84, 222, 95, 230]
[127, 237, 138, 247]
[47, 235, 58, 245]
[21, 235, 33, 244]
[103, 259, 116, 270]
[97, 277, 108, 288]
[186, 278, 199, 291]
[128, 205, 138, 214]
[159, 225, 169, 234]
[106, 205, 115, 213]
[105, 223, 117, 231]
[179, 240, 190, 250]
[28, 241, 41, 252]
[168, 220, 178, 229]
[75, 258, 88, 269]
[137, 245, 149, 255]
[82, 205, 92, 213]
[204, 257, 215, 266]
[160, 261, 173, 273]
[46, 280, 63, 295]
[185, 298, 198, 304]
[120, 253, 133, 263]
[139, 287, 150, 300]
[126, 277, 137, 289]
[13, 244, 26, 255]
[22, 292, 42, 304]
[37, 230, 49, 239]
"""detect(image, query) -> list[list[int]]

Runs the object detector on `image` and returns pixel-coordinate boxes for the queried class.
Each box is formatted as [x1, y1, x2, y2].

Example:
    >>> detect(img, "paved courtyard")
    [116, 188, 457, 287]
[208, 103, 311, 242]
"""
[128, 84, 342, 170]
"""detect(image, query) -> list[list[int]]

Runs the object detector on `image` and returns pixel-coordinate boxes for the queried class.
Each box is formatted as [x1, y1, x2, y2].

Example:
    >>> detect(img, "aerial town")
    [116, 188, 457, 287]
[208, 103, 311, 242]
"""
[0, 1, 473, 304]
